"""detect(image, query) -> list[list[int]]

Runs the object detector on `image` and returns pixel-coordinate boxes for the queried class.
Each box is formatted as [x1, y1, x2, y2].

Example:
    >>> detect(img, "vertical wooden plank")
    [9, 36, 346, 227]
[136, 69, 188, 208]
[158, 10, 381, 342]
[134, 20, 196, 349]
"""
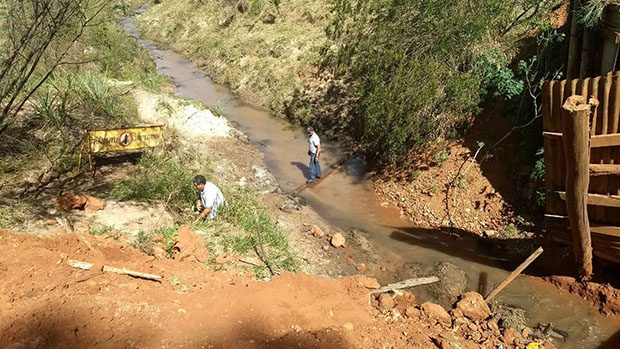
[553, 80, 567, 132]
[601, 73, 613, 224]
[542, 81, 553, 132]
[591, 77, 601, 135]
[543, 80, 558, 215]
[557, 80, 567, 197]
[589, 76, 606, 223]
[570, 78, 579, 98]
[607, 73, 620, 225]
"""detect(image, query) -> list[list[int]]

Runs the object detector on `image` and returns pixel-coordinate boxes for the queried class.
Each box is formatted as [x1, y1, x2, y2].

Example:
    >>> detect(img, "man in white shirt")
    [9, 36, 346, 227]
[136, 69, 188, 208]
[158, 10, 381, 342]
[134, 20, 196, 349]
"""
[306, 126, 322, 183]
[192, 175, 226, 221]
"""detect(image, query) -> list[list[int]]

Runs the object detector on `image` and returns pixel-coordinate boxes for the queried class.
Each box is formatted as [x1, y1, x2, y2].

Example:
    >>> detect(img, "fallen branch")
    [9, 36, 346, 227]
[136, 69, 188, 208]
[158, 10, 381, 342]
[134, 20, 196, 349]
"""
[444, 142, 484, 226]
[67, 259, 162, 282]
[370, 276, 439, 295]
[255, 216, 275, 276]
[485, 246, 543, 301]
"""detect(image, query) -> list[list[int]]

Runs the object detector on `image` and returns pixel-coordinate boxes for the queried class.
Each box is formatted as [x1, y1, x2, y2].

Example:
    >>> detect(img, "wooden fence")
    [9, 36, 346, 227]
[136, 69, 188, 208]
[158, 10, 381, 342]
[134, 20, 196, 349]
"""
[543, 71, 620, 264]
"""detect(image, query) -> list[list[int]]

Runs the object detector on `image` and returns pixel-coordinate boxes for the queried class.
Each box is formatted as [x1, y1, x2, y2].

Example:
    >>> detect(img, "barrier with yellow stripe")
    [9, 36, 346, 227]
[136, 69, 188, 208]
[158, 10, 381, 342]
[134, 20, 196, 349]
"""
[78, 125, 165, 173]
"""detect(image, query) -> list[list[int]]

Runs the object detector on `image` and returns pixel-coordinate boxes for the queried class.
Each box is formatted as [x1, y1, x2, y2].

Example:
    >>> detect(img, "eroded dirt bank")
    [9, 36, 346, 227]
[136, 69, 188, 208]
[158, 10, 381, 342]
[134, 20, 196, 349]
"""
[0, 231, 557, 348]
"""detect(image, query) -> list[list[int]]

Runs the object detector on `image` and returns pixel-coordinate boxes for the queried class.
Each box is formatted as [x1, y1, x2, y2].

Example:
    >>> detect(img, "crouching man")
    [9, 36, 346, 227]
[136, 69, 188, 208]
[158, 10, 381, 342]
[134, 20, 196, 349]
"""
[193, 175, 226, 222]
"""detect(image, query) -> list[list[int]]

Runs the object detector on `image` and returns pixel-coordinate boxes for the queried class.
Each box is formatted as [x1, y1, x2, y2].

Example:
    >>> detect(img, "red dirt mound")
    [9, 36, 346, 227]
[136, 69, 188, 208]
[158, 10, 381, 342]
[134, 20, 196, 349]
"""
[0, 231, 546, 348]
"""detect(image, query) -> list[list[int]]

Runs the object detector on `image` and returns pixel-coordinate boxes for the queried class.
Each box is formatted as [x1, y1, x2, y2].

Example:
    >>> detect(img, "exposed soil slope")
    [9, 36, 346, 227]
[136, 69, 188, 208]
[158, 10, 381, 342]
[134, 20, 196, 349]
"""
[0, 231, 555, 348]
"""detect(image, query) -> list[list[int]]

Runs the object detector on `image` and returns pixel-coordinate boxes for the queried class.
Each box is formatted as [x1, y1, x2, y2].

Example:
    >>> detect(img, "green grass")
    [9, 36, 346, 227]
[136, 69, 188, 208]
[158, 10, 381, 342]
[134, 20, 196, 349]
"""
[89, 225, 123, 240]
[195, 186, 298, 277]
[110, 152, 210, 216]
[137, 0, 330, 115]
[110, 152, 297, 277]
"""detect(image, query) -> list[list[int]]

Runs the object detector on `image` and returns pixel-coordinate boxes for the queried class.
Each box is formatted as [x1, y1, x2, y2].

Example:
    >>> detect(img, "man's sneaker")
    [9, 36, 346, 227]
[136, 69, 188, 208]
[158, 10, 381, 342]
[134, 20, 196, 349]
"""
[306, 179, 314, 183]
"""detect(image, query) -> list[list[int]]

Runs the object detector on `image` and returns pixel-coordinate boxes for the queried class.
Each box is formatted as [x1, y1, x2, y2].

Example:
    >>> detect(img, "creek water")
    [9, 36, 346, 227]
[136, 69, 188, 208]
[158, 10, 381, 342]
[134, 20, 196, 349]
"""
[123, 14, 620, 348]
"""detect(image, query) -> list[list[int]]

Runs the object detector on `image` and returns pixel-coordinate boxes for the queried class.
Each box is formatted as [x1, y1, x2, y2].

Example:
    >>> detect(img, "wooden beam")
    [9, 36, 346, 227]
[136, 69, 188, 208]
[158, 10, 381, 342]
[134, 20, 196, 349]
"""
[542, 131, 563, 140]
[562, 95, 594, 278]
[590, 134, 620, 148]
[554, 191, 620, 208]
[370, 276, 439, 295]
[543, 132, 620, 148]
[544, 214, 620, 238]
[590, 164, 620, 176]
[485, 247, 544, 301]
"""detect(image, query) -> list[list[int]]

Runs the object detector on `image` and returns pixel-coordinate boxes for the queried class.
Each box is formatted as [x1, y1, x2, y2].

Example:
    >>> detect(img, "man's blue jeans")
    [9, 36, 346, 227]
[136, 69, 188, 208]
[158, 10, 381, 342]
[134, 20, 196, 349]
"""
[309, 153, 322, 181]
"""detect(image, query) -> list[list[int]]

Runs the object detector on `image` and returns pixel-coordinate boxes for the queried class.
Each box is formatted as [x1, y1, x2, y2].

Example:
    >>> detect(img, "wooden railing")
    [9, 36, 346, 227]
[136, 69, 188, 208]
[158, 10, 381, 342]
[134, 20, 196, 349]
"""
[542, 71, 620, 272]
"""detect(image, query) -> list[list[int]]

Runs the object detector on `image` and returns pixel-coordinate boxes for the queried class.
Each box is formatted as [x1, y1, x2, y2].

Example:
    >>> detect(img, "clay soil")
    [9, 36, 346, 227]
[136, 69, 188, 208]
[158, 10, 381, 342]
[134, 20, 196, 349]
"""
[0, 230, 555, 348]
[372, 140, 535, 240]
[545, 275, 620, 319]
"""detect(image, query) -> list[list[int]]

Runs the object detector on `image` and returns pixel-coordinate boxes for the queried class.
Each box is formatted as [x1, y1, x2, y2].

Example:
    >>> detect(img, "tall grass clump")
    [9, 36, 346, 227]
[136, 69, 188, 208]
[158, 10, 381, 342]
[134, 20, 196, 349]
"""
[199, 185, 298, 276]
[111, 152, 210, 214]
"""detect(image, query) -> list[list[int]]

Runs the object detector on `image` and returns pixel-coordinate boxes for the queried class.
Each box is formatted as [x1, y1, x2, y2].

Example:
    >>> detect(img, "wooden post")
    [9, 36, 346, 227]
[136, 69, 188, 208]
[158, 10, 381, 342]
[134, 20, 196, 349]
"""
[562, 95, 597, 278]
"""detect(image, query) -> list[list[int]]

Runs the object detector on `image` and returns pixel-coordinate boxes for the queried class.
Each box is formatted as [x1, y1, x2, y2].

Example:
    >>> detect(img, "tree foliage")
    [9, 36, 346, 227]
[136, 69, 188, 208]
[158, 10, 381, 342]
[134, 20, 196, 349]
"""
[324, 0, 559, 162]
[0, 0, 106, 133]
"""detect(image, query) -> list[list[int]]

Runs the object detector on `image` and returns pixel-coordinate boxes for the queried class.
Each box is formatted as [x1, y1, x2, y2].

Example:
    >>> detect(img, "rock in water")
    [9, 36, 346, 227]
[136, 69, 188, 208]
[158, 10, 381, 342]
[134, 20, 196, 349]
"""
[430, 262, 468, 307]
[330, 233, 345, 248]
[455, 292, 491, 321]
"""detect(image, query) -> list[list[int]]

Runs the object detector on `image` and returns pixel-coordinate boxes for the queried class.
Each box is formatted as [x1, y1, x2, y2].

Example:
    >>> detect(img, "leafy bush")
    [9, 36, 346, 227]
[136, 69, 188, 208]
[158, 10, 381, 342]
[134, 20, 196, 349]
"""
[432, 148, 450, 166]
[75, 74, 120, 117]
[324, 0, 558, 162]
[474, 49, 524, 100]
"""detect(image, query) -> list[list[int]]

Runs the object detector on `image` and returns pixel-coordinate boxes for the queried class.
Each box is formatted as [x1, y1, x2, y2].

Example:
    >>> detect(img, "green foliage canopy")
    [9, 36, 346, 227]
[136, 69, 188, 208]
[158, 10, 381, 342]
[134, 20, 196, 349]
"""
[325, 0, 557, 161]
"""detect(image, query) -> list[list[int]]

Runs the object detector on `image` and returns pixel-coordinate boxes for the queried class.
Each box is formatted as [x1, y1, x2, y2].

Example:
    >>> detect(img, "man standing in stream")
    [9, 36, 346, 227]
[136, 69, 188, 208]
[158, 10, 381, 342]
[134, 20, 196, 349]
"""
[306, 126, 322, 183]
[193, 175, 226, 222]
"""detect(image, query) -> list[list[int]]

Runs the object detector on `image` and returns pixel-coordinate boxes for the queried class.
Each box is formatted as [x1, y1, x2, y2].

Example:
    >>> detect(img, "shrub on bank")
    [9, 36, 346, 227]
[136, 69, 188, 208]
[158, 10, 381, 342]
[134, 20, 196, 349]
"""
[324, 0, 561, 162]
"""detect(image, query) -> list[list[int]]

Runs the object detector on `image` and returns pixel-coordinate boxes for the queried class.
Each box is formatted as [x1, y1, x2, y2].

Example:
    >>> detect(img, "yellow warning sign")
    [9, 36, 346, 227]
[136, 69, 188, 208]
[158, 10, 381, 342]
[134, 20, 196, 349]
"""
[87, 125, 164, 153]
[77, 125, 165, 173]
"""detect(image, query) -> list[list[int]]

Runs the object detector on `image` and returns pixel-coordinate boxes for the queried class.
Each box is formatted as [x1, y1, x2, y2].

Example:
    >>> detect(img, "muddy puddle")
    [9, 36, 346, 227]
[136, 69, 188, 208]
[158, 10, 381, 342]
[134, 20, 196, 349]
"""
[123, 14, 620, 348]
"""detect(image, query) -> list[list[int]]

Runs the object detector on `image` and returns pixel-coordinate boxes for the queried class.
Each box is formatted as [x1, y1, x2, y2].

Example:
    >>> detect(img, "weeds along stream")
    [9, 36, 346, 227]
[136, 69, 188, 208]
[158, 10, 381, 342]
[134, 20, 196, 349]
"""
[122, 11, 620, 348]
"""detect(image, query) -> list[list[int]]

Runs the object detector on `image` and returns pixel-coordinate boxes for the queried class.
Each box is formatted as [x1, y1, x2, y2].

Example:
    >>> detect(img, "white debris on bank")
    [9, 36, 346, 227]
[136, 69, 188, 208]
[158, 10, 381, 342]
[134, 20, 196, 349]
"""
[134, 89, 231, 138]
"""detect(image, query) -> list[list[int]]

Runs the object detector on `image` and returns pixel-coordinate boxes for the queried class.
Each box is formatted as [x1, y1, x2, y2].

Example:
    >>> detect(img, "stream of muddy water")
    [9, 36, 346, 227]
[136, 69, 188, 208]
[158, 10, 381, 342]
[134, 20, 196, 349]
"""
[124, 14, 620, 348]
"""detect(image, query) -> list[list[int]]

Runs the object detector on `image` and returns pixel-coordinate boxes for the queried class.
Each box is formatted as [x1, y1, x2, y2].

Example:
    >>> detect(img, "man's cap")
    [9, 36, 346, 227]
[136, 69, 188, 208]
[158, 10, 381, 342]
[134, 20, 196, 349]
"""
[306, 126, 314, 132]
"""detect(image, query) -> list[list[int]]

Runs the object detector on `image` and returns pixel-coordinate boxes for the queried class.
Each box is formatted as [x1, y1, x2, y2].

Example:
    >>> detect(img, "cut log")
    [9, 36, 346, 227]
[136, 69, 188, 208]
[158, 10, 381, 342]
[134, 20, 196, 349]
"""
[370, 276, 439, 295]
[67, 259, 162, 281]
[562, 95, 596, 278]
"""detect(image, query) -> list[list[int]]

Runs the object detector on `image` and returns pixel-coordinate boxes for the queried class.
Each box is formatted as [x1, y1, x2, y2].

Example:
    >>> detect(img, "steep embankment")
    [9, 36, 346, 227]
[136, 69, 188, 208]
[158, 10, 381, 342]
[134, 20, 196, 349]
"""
[138, 1, 324, 113]
[135, 0, 552, 239]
